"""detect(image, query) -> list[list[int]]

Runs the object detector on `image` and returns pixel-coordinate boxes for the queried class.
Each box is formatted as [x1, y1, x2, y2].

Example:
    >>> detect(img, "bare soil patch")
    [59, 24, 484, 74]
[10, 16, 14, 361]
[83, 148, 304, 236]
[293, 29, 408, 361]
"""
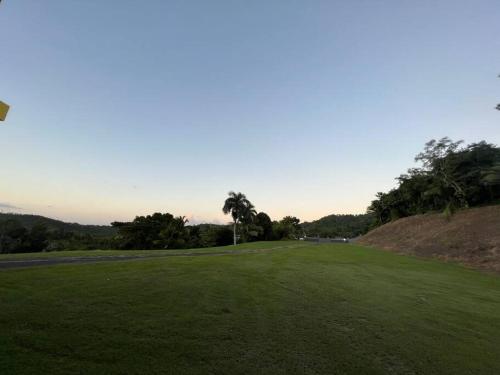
[359, 205, 500, 272]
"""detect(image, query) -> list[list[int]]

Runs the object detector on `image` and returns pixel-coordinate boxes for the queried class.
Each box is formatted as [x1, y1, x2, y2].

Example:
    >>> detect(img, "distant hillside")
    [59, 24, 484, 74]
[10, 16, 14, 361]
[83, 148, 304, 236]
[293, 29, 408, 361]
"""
[358, 205, 500, 272]
[0, 213, 117, 238]
[301, 213, 374, 238]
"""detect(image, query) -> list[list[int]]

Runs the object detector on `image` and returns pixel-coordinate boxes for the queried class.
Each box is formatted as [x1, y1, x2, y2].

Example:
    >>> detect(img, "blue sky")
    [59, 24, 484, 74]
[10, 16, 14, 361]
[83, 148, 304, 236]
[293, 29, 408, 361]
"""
[1, 0, 499, 225]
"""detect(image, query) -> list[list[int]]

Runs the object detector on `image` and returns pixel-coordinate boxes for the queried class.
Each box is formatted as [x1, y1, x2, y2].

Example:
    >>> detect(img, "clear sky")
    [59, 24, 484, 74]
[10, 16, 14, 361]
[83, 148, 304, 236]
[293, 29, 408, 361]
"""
[1, 1, 499, 225]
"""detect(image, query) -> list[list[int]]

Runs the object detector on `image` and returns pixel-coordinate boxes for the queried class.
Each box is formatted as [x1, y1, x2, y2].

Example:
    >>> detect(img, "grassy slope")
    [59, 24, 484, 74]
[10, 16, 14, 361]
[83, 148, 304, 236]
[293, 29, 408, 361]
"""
[1, 242, 499, 375]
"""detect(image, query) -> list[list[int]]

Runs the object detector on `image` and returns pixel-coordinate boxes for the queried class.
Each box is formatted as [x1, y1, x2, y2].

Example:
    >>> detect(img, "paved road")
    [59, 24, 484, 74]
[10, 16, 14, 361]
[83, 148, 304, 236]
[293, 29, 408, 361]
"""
[0, 245, 307, 270]
[0, 255, 157, 270]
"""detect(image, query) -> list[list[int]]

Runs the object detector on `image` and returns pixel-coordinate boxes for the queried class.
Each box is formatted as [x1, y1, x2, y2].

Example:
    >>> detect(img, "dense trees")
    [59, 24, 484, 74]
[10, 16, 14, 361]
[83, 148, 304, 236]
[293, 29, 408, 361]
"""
[254, 212, 273, 240]
[0, 213, 235, 253]
[109, 207, 307, 250]
[0, 209, 309, 253]
[197, 224, 234, 247]
[222, 193, 309, 242]
[111, 213, 190, 249]
[0, 220, 38, 253]
[0, 219, 112, 253]
[110, 213, 236, 250]
[301, 214, 374, 238]
[368, 138, 500, 226]
[273, 216, 302, 240]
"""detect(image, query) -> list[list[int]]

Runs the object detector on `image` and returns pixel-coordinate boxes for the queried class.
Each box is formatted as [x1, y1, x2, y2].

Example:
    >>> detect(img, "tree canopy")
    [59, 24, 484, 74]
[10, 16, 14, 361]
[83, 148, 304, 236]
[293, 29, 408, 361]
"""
[111, 213, 190, 249]
[301, 214, 374, 238]
[368, 138, 500, 226]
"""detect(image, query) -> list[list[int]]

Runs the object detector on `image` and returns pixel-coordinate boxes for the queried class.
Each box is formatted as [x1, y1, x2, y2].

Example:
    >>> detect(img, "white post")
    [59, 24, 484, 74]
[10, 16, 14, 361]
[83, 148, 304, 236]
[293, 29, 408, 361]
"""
[233, 222, 237, 245]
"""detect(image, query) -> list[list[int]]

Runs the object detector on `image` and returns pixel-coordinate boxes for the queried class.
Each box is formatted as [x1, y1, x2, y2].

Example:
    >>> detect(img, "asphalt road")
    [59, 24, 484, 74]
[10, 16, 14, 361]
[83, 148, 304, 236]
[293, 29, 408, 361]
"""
[0, 245, 307, 270]
[0, 255, 155, 270]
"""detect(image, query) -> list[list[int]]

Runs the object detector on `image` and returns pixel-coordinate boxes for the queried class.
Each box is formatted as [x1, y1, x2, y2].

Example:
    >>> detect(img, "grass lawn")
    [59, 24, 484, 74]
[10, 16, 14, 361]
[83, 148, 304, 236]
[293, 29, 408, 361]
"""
[1, 242, 499, 374]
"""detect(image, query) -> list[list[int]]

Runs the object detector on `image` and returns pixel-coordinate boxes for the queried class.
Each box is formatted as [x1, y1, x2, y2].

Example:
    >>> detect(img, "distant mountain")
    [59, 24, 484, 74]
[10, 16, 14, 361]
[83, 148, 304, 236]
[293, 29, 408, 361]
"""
[0, 213, 117, 238]
[301, 213, 374, 238]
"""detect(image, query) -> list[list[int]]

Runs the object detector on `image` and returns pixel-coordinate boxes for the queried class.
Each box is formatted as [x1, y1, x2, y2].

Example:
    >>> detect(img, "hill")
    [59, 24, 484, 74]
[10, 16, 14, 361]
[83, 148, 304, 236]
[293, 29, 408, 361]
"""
[358, 205, 500, 272]
[0, 213, 117, 238]
[301, 213, 374, 238]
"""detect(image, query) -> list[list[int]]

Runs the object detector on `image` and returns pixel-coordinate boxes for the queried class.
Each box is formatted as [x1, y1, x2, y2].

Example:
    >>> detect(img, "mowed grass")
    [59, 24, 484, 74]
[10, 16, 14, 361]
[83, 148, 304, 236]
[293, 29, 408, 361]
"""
[1, 242, 499, 375]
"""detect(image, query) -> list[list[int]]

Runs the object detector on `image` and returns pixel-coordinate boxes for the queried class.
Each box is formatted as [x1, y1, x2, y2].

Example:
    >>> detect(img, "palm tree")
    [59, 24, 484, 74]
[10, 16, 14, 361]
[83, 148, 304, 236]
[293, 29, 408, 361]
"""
[241, 202, 257, 225]
[222, 191, 254, 245]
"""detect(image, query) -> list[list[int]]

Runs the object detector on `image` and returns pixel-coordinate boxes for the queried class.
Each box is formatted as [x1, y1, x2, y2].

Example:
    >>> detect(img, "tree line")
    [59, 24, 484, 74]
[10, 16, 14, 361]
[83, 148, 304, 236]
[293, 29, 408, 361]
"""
[109, 204, 304, 250]
[3, 137, 497, 254]
[301, 214, 374, 239]
[368, 138, 500, 225]
[0, 202, 306, 253]
[0, 219, 113, 254]
[221, 191, 303, 245]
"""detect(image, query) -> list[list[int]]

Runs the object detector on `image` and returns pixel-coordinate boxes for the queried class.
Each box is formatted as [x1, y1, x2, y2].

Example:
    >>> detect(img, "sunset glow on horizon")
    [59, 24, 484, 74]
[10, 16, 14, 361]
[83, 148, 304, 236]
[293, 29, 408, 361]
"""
[1, 0, 499, 225]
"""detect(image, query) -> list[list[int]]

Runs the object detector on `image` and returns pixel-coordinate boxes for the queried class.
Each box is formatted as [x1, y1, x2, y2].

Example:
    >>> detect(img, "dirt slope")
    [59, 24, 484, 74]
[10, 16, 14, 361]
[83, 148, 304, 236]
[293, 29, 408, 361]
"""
[358, 205, 500, 272]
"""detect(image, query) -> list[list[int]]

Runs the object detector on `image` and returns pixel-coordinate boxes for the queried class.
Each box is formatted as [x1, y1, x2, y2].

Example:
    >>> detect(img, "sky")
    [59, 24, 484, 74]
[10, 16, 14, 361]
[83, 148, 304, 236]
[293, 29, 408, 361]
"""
[1, 1, 499, 225]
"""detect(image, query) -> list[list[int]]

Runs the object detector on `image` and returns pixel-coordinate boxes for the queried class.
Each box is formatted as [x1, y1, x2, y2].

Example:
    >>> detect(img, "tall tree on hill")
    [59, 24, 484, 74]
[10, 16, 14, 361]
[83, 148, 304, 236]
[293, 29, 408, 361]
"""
[222, 191, 254, 245]
[415, 137, 469, 208]
[368, 138, 500, 226]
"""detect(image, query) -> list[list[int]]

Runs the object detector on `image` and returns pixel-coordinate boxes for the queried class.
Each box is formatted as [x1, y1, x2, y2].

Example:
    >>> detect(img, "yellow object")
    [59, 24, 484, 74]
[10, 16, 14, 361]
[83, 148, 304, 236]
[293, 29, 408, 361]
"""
[0, 101, 10, 121]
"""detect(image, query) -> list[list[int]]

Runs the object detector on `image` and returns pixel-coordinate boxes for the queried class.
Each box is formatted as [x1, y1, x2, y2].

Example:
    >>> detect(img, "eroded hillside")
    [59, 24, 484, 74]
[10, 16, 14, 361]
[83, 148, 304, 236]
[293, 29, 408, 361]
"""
[359, 205, 500, 272]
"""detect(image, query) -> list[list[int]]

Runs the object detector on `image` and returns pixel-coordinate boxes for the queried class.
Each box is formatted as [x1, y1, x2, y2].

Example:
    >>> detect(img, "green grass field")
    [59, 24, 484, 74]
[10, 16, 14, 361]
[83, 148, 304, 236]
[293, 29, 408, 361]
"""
[1, 242, 499, 374]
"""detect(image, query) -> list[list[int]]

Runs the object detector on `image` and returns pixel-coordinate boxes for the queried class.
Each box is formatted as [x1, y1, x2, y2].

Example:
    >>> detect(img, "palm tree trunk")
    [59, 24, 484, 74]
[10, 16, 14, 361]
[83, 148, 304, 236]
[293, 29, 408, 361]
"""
[233, 221, 237, 245]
